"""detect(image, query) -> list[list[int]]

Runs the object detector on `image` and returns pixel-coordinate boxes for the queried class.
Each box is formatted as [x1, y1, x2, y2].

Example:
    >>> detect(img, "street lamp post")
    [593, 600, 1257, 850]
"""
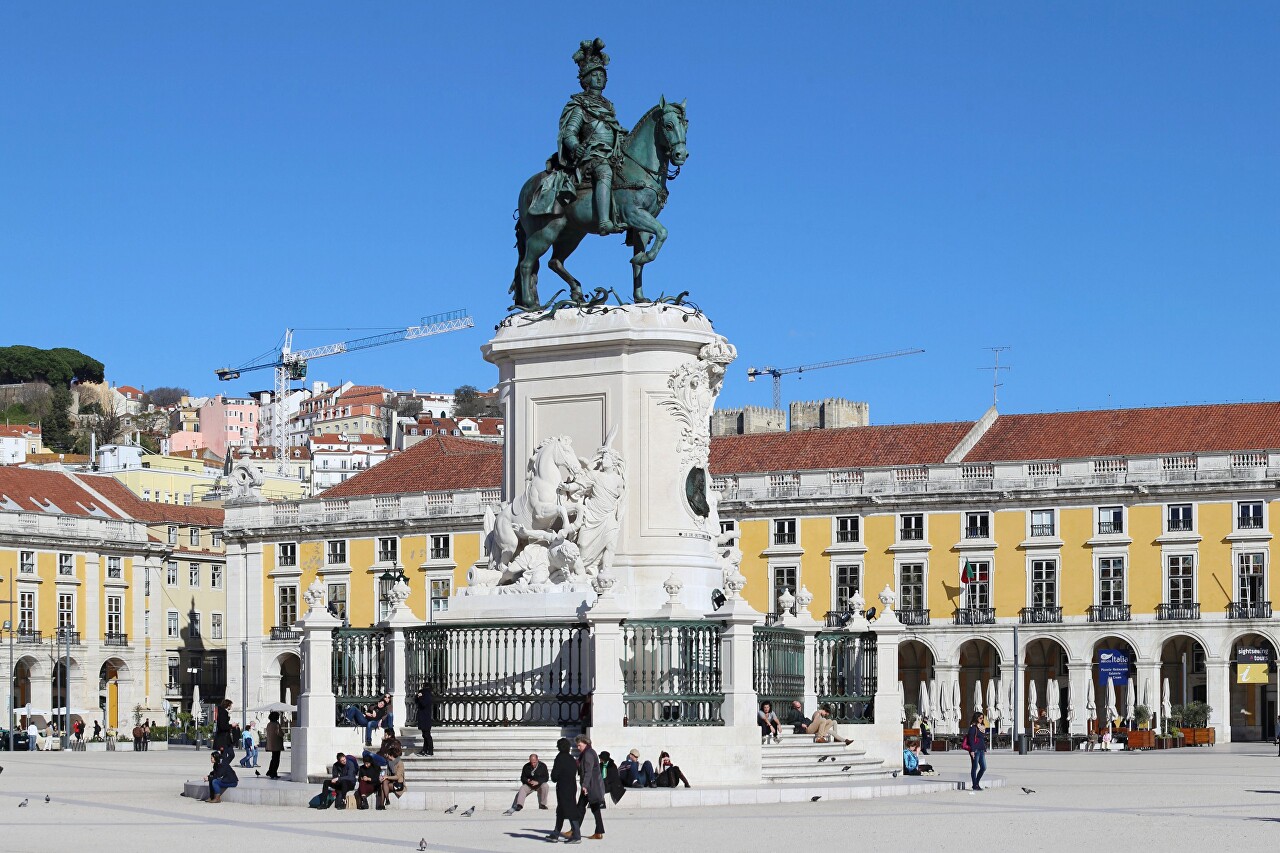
[2, 585, 14, 751]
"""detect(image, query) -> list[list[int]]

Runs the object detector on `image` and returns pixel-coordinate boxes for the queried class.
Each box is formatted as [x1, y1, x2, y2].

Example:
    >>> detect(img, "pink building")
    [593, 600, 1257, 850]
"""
[198, 395, 260, 457]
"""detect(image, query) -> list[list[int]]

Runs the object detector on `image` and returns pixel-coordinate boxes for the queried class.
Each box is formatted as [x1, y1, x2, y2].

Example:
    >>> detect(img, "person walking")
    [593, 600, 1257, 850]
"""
[965, 711, 988, 792]
[239, 722, 257, 768]
[26, 722, 38, 751]
[548, 738, 583, 843]
[414, 685, 434, 756]
[213, 699, 234, 752]
[92, 720, 101, 740]
[264, 711, 285, 779]
[575, 735, 606, 841]
[919, 716, 933, 755]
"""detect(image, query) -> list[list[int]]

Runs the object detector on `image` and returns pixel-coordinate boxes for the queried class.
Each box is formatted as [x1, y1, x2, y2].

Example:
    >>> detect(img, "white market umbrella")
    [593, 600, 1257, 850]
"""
[898, 680, 907, 724]
[1086, 678, 1097, 722]
[1065, 679, 1075, 725]
[927, 680, 940, 727]
[952, 679, 962, 728]
[1047, 680, 1061, 727]
[918, 681, 931, 726]
[1143, 678, 1155, 730]
[974, 679, 985, 719]
[987, 680, 1000, 726]
[1027, 679, 1038, 728]
[938, 681, 951, 732]
[250, 701, 297, 714]
[1124, 677, 1135, 726]
[1162, 678, 1173, 723]
[1104, 679, 1118, 730]
[191, 684, 204, 724]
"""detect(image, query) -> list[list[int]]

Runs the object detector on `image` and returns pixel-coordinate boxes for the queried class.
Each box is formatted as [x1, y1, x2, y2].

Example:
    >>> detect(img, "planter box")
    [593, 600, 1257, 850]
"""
[85, 742, 107, 752]
[902, 729, 920, 738]
[1054, 739, 1073, 752]
[930, 740, 949, 753]
[1180, 727, 1214, 746]
[1127, 730, 1155, 750]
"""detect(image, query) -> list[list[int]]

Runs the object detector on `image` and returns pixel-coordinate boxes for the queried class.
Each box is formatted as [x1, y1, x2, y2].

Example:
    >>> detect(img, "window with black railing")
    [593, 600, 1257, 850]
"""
[900, 514, 924, 541]
[897, 608, 930, 626]
[1087, 604, 1131, 622]
[1157, 602, 1200, 620]
[1098, 506, 1123, 535]
[1030, 509, 1055, 538]
[1019, 606, 1062, 624]
[964, 512, 990, 540]
[773, 518, 797, 546]
[430, 535, 451, 560]
[954, 606, 996, 625]
[1167, 504, 1193, 532]
[1238, 502, 1264, 530]
[1228, 601, 1272, 619]
[104, 632, 129, 646]
[835, 516, 860, 544]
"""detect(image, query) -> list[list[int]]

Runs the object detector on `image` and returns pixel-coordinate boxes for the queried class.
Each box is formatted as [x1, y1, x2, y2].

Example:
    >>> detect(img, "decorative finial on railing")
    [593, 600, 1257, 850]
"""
[878, 584, 897, 612]
[662, 572, 684, 605]
[303, 579, 326, 611]
[796, 586, 814, 611]
[778, 587, 796, 613]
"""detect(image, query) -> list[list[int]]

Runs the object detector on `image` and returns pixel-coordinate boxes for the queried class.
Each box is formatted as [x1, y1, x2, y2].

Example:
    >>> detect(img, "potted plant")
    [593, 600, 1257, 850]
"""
[1176, 701, 1214, 745]
[85, 735, 108, 752]
[1127, 705, 1154, 749]
[903, 703, 920, 738]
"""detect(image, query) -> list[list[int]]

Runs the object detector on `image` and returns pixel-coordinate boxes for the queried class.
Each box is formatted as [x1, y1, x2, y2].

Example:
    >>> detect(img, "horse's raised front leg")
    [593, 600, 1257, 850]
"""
[548, 227, 588, 303]
[626, 208, 667, 266]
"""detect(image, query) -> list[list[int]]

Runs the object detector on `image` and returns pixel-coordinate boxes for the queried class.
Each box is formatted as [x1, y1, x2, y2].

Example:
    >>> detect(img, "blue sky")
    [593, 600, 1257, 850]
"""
[2, 2, 1276, 424]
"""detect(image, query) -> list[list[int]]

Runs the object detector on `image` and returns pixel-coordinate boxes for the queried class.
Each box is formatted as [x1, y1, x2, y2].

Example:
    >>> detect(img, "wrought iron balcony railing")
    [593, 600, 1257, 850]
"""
[1030, 524, 1055, 537]
[1227, 601, 1272, 619]
[1167, 518, 1193, 532]
[1157, 602, 1200, 620]
[897, 608, 930, 626]
[1087, 604, 1131, 623]
[104, 632, 129, 647]
[1097, 521, 1123, 535]
[899, 528, 924, 541]
[53, 629, 81, 645]
[964, 526, 990, 539]
[953, 607, 996, 626]
[16, 629, 42, 644]
[1238, 516, 1264, 530]
[270, 626, 302, 641]
[1019, 606, 1062, 624]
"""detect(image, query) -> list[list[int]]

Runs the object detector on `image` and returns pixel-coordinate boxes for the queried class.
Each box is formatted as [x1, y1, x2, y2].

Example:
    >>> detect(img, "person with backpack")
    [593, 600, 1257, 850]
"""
[964, 712, 988, 791]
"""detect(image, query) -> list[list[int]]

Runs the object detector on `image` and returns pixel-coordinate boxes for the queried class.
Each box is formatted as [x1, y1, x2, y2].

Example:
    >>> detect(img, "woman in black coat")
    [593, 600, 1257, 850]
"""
[414, 685, 434, 756]
[548, 738, 583, 843]
[213, 699, 234, 751]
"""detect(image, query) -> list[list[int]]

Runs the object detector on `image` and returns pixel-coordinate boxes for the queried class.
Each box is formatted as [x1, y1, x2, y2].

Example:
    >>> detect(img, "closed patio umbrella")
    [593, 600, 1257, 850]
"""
[1086, 678, 1097, 722]
[1162, 677, 1173, 724]
[918, 680, 931, 727]
[974, 679, 985, 719]
[1124, 676, 1135, 727]
[987, 680, 1000, 727]
[952, 679, 962, 728]
[1104, 678, 1118, 730]
[899, 679, 907, 724]
[936, 681, 949, 732]
[1027, 679, 1038, 729]
[1143, 678, 1155, 730]
[927, 680, 940, 727]
[1065, 679, 1075, 725]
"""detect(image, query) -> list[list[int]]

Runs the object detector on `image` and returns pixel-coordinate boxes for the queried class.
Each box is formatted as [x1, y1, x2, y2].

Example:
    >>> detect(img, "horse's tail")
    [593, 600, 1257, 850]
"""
[509, 216, 527, 295]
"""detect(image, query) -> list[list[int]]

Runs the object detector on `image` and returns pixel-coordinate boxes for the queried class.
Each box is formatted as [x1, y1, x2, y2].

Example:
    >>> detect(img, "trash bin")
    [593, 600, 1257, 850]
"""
[1016, 734, 1030, 754]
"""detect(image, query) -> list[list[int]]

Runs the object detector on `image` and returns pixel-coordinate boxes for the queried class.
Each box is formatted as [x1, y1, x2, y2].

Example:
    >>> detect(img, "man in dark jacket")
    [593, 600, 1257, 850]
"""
[598, 750, 626, 805]
[205, 750, 238, 803]
[507, 752, 550, 813]
[548, 738, 583, 843]
[324, 752, 359, 809]
[576, 735, 606, 840]
[414, 685, 434, 756]
[213, 699, 234, 751]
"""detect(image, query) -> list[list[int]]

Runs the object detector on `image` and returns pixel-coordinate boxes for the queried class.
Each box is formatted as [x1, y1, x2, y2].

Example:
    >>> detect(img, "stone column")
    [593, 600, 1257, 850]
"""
[1204, 657, 1233, 744]
[868, 586, 905, 762]
[715, 584, 761, 729]
[290, 581, 361, 781]
[1067, 663, 1093, 737]
[377, 580, 416, 736]
[585, 575, 628, 730]
[1134, 660, 1162, 732]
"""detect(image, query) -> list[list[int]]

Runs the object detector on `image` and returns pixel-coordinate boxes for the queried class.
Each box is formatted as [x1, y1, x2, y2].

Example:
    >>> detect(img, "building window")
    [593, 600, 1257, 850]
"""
[327, 540, 347, 565]
[211, 531, 222, 547]
[189, 611, 201, 638]
[57, 593, 74, 629]
[1168, 504, 1193, 532]
[773, 518, 797, 546]
[1238, 501, 1264, 530]
[167, 611, 179, 638]
[107, 556, 122, 579]
[211, 564, 223, 589]
[18, 591, 34, 631]
[57, 553, 73, 576]
[278, 585, 298, 627]
[167, 656, 179, 687]
[962, 561, 991, 609]
[327, 583, 348, 621]
[1238, 552, 1266, 606]
[835, 516, 860, 544]
[772, 566, 798, 614]
[899, 563, 925, 610]
[189, 563, 200, 588]
[190, 528, 201, 547]
[1031, 559, 1058, 608]
[834, 565, 860, 611]
[900, 514, 924, 541]
[166, 561, 178, 586]
[1031, 509, 1056, 538]
[430, 578, 451, 615]
[167, 526, 177, 545]
[1098, 506, 1124, 535]
[1168, 555, 1195, 605]
[964, 512, 990, 540]
[1098, 557, 1126, 607]
[144, 572, 150, 596]
[720, 518, 737, 536]
[278, 543, 297, 568]
[19, 550, 34, 574]
[211, 613, 223, 640]
[430, 535, 451, 561]
[378, 537, 398, 563]
[106, 596, 123, 635]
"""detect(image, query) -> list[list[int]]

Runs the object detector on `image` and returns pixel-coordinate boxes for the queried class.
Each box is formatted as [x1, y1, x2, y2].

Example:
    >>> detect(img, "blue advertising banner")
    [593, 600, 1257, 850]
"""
[1098, 650, 1130, 685]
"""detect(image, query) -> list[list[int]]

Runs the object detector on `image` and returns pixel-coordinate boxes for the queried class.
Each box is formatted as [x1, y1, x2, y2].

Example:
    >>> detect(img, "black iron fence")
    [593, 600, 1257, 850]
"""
[404, 622, 591, 727]
[814, 631, 877, 724]
[752, 625, 804, 714]
[332, 627, 387, 726]
[621, 620, 724, 727]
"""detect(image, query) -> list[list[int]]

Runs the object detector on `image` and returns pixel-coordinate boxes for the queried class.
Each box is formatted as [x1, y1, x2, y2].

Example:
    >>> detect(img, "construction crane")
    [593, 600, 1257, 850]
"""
[747, 348, 925, 409]
[214, 308, 475, 474]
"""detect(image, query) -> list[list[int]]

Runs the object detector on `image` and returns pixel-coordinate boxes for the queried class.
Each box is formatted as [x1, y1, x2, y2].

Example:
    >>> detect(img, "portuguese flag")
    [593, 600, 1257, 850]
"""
[960, 560, 977, 585]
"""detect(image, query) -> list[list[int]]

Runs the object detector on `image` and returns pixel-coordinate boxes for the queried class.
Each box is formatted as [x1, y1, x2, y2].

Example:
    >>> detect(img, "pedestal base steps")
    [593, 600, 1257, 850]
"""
[396, 727, 579, 788]
[761, 732, 888, 782]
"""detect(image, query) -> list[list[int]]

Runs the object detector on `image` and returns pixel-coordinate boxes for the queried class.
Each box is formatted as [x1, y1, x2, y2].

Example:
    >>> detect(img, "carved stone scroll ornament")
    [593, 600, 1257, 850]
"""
[658, 336, 737, 472]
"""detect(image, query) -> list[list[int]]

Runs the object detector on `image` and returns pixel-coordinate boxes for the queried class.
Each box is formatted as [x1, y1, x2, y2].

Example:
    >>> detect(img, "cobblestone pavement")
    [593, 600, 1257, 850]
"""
[1, 743, 1278, 852]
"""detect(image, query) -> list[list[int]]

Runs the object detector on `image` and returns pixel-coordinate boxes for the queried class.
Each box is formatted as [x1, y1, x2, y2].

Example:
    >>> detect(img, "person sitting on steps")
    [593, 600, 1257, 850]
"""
[758, 701, 782, 744]
[804, 704, 854, 746]
[619, 749, 655, 787]
[654, 751, 691, 788]
[324, 752, 359, 809]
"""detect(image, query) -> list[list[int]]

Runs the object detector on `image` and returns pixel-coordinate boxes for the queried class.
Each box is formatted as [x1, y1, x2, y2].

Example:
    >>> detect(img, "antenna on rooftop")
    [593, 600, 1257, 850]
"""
[979, 347, 1011, 406]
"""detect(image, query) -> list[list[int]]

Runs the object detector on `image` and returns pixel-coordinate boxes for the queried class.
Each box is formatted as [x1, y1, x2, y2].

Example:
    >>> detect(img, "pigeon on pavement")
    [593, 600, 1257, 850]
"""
[810, 796, 821, 802]
[444, 805, 457, 814]
[418, 839, 427, 851]
[44, 795, 50, 803]
[1021, 787, 1036, 795]
[841, 765, 851, 771]
[461, 806, 476, 817]
[18, 799, 28, 808]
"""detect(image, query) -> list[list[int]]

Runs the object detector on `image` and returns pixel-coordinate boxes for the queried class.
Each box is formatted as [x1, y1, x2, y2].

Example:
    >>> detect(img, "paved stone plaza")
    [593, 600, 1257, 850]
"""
[1, 744, 1278, 851]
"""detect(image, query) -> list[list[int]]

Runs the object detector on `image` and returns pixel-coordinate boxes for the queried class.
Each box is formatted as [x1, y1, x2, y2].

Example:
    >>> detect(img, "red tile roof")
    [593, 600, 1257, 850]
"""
[964, 402, 1280, 462]
[0, 467, 127, 518]
[319, 434, 501, 498]
[311, 434, 387, 447]
[0, 425, 40, 438]
[709, 421, 976, 475]
[81, 475, 225, 527]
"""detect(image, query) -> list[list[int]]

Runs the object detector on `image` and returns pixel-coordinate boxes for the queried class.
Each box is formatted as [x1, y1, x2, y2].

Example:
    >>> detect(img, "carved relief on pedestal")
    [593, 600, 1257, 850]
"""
[659, 336, 737, 476]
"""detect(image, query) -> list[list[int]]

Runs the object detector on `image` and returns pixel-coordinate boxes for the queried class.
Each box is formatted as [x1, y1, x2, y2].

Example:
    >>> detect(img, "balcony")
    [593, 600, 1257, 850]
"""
[1167, 518, 1193, 532]
[1097, 521, 1124, 535]
[1030, 524, 1055, 538]
[51, 629, 81, 645]
[1157, 603, 1201, 620]
[1087, 604, 1131, 623]
[16, 629, 42, 644]
[1238, 516, 1264, 530]
[429, 548, 451, 561]
[104, 632, 129, 647]
[1019, 606, 1063, 624]
[1227, 601, 1272, 619]
[964, 526, 990, 540]
[899, 528, 924, 541]
[897, 608, 930, 627]
[953, 606, 996, 626]
[270, 626, 302, 641]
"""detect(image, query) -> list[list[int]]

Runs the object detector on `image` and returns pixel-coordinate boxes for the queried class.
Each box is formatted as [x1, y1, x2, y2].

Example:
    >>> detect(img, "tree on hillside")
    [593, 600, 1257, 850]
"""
[42, 386, 76, 452]
[453, 385, 500, 418]
[145, 386, 188, 408]
[0, 345, 104, 387]
[396, 397, 423, 418]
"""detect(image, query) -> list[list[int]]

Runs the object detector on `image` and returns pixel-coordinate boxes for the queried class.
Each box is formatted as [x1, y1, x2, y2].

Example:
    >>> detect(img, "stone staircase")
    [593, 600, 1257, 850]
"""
[760, 732, 889, 782]
[397, 727, 580, 788]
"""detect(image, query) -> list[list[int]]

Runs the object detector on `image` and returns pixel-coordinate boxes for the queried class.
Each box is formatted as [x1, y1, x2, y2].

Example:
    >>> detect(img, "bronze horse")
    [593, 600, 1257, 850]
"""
[511, 99, 688, 311]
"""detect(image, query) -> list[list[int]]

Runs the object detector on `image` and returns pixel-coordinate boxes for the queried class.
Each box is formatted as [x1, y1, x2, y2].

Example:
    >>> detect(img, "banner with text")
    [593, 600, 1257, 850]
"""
[1098, 650, 1130, 685]
[1238, 647, 1270, 684]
